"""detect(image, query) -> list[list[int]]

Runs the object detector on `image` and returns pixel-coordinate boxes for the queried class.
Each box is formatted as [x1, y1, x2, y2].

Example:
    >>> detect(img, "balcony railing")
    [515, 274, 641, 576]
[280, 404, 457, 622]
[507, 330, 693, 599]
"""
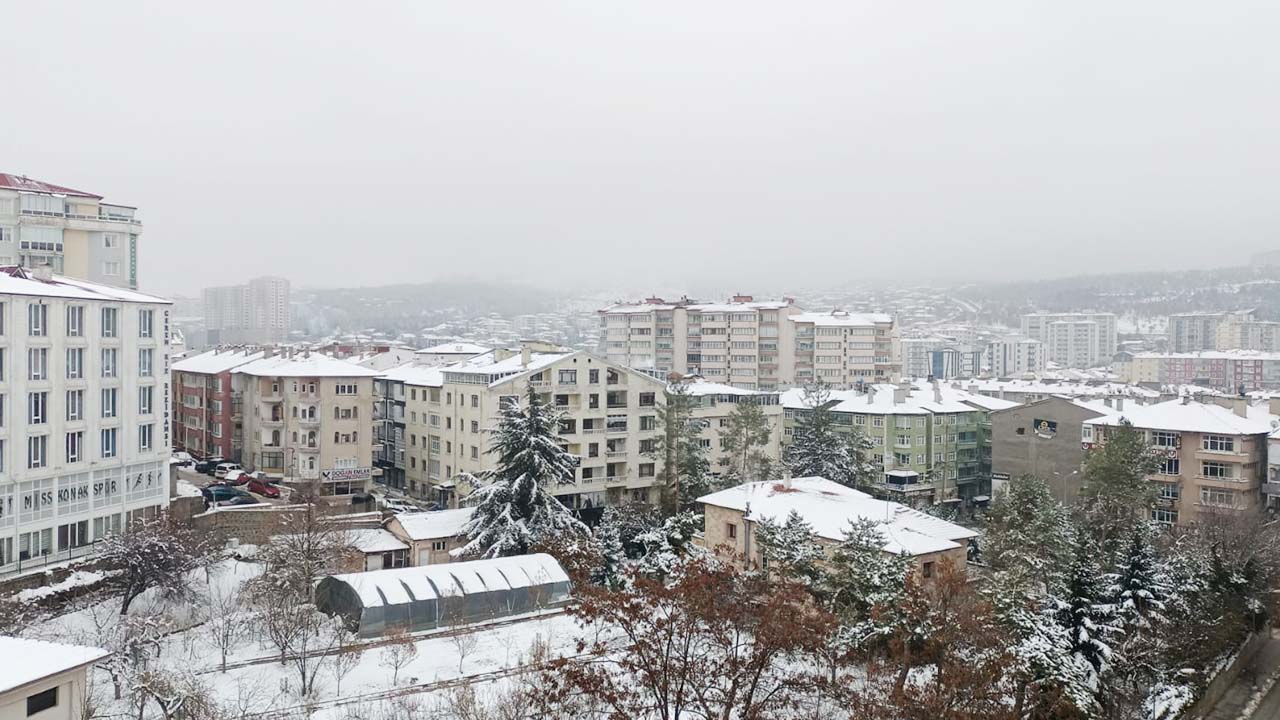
[606, 450, 627, 458]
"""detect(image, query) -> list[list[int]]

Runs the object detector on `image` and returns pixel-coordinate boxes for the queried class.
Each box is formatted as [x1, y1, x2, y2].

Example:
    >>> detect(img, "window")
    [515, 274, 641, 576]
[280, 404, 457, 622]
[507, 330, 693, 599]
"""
[336, 383, 357, 395]
[1199, 486, 1235, 507]
[66, 305, 83, 336]
[138, 386, 153, 415]
[1081, 425, 1094, 442]
[66, 431, 83, 463]
[922, 561, 935, 579]
[66, 347, 83, 379]
[639, 463, 655, 477]
[470, 420, 479, 434]
[28, 303, 47, 336]
[1151, 508, 1178, 526]
[27, 392, 47, 424]
[66, 390, 83, 421]
[101, 428, 117, 458]
[1202, 435, 1235, 453]
[102, 261, 121, 276]
[26, 687, 58, 716]
[139, 424, 154, 452]
[139, 348, 153, 377]
[27, 347, 47, 380]
[1158, 482, 1180, 500]
[470, 446, 478, 459]
[1158, 457, 1180, 475]
[100, 348, 117, 378]
[1201, 461, 1232, 480]
[103, 233, 119, 249]
[471, 394, 478, 408]
[726, 522, 738, 540]
[1151, 431, 1179, 448]
[101, 388, 117, 418]
[639, 392, 656, 407]
[101, 307, 118, 337]
[27, 435, 47, 469]
[558, 369, 577, 384]
[431, 540, 448, 552]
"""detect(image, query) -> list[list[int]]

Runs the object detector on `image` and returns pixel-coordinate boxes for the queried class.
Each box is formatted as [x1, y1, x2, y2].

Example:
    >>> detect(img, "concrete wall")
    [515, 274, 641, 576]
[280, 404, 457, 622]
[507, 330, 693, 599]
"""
[990, 397, 1104, 505]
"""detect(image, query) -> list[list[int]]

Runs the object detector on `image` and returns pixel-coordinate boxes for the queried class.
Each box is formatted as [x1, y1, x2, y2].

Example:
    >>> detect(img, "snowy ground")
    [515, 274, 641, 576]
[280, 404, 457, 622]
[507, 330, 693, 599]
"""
[21, 557, 595, 719]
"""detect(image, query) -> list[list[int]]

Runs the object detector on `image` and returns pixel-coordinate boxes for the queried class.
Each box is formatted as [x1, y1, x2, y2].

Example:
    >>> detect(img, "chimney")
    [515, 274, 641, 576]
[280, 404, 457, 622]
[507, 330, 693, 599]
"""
[1182, 394, 1192, 405]
[521, 345, 531, 367]
[1233, 397, 1249, 418]
[31, 263, 53, 281]
[932, 381, 942, 403]
[1115, 397, 1124, 412]
[1269, 397, 1280, 417]
[893, 387, 908, 405]
[1104, 397, 1113, 408]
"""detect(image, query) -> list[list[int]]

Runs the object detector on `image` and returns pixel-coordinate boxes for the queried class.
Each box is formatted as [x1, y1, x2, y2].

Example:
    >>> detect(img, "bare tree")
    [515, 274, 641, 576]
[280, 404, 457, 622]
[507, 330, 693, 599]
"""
[379, 627, 418, 686]
[332, 627, 365, 696]
[132, 670, 220, 720]
[203, 582, 247, 672]
[97, 512, 218, 615]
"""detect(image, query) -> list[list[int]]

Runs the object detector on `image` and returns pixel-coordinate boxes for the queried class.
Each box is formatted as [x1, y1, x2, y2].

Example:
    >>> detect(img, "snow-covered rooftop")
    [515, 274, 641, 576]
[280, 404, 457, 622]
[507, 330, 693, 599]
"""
[677, 378, 774, 397]
[390, 507, 474, 540]
[417, 342, 491, 355]
[1127, 350, 1280, 361]
[962, 378, 1159, 400]
[1085, 399, 1278, 435]
[172, 348, 265, 375]
[326, 553, 568, 608]
[782, 383, 996, 415]
[0, 636, 109, 694]
[444, 350, 578, 388]
[791, 310, 893, 326]
[698, 477, 976, 556]
[348, 528, 410, 554]
[0, 266, 170, 304]
[380, 363, 446, 388]
[234, 353, 382, 378]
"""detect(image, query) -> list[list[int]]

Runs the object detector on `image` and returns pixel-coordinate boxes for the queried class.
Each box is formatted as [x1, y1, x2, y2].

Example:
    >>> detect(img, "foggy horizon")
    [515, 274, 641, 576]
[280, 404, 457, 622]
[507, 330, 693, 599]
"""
[4, 2, 1278, 298]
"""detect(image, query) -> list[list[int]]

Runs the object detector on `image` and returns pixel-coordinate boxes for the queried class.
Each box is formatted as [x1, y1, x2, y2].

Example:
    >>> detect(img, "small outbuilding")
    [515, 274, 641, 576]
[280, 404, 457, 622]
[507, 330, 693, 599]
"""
[314, 553, 572, 638]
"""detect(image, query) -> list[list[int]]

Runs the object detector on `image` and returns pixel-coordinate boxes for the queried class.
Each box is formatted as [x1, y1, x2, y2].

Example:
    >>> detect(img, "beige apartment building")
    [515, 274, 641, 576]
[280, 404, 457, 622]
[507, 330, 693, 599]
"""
[393, 346, 669, 511]
[1215, 316, 1280, 352]
[679, 378, 784, 477]
[0, 173, 142, 289]
[1083, 398, 1275, 527]
[235, 352, 380, 499]
[598, 296, 899, 391]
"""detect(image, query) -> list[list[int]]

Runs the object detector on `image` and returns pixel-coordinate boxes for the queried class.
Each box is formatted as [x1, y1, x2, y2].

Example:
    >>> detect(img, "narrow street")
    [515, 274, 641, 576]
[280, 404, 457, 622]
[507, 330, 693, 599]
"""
[1205, 630, 1280, 720]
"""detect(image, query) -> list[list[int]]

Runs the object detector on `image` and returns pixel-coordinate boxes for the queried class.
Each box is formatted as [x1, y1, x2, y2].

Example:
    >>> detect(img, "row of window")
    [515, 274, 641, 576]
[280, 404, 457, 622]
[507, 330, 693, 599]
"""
[6, 347, 154, 381]
[15, 424, 155, 470]
[18, 387, 154, 424]
[14, 304, 154, 339]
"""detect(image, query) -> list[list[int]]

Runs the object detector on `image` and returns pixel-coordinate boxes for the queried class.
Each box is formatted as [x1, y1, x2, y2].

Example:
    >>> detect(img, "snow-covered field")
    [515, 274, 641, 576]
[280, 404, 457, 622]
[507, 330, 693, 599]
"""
[21, 557, 591, 719]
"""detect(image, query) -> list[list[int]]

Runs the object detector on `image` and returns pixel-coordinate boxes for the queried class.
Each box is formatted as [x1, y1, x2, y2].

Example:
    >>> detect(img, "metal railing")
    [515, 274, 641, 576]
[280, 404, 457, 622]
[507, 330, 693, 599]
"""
[0, 541, 100, 579]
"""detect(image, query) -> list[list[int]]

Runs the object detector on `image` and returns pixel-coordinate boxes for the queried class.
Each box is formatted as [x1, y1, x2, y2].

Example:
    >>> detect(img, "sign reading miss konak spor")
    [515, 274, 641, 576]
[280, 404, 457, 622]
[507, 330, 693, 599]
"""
[321, 467, 373, 482]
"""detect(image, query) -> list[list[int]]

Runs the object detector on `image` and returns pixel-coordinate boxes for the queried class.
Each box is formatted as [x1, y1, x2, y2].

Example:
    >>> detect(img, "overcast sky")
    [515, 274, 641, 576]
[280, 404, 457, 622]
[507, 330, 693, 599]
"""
[4, 2, 1278, 297]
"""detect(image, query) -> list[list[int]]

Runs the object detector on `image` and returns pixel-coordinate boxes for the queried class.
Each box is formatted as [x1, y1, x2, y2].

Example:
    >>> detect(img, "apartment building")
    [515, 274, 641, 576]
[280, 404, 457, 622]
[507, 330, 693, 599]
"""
[963, 377, 1159, 405]
[202, 276, 291, 346]
[391, 346, 667, 512]
[990, 396, 1115, 504]
[901, 336, 955, 378]
[0, 266, 171, 572]
[1167, 311, 1252, 352]
[782, 380, 1017, 506]
[235, 352, 380, 499]
[1021, 312, 1117, 367]
[0, 173, 142, 289]
[1215, 316, 1280, 352]
[374, 364, 444, 495]
[598, 296, 899, 390]
[171, 348, 264, 461]
[1114, 351, 1280, 392]
[679, 379, 784, 477]
[987, 336, 1047, 377]
[1084, 398, 1275, 527]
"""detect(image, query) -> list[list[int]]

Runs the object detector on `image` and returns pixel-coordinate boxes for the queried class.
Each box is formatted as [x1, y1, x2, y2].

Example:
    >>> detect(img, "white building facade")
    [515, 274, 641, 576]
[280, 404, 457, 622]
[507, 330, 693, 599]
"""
[0, 267, 171, 573]
[1021, 312, 1117, 368]
[987, 336, 1046, 377]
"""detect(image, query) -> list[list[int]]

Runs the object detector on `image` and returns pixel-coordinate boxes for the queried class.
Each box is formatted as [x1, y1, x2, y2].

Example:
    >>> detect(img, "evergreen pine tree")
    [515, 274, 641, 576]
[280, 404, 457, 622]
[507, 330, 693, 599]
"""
[983, 474, 1074, 593]
[820, 517, 910, 650]
[1105, 523, 1170, 634]
[1082, 420, 1161, 561]
[649, 382, 710, 515]
[784, 379, 855, 485]
[458, 385, 588, 559]
[718, 400, 774, 484]
[1051, 527, 1118, 686]
[844, 425, 877, 491]
[754, 510, 824, 586]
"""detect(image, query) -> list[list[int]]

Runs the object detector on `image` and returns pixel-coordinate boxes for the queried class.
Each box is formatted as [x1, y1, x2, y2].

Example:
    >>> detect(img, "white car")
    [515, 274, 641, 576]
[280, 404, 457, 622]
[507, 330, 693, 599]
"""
[214, 462, 242, 479]
[381, 498, 416, 514]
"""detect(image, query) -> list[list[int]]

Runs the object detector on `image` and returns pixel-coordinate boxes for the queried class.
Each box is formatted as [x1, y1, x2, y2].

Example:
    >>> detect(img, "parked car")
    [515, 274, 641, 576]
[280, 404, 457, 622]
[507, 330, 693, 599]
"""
[247, 478, 280, 499]
[223, 470, 260, 486]
[172, 452, 194, 467]
[195, 457, 226, 475]
[201, 485, 251, 504]
[217, 495, 261, 507]
[382, 498, 416, 514]
[214, 463, 242, 479]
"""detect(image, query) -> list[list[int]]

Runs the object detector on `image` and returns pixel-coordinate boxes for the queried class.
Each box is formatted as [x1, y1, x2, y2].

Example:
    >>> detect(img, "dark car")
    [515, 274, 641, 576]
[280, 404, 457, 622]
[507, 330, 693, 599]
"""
[217, 495, 261, 507]
[247, 478, 280, 499]
[194, 457, 226, 475]
[201, 485, 250, 504]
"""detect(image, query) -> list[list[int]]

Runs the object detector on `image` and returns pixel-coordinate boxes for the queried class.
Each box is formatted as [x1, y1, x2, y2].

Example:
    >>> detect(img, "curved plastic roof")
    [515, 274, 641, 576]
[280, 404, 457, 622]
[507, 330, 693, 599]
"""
[326, 553, 570, 609]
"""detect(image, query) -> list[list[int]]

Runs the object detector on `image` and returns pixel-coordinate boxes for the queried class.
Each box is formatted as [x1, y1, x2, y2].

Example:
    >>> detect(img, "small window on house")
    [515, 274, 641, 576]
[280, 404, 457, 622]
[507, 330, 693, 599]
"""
[726, 523, 737, 540]
[922, 561, 935, 579]
[27, 686, 57, 715]
[432, 540, 447, 551]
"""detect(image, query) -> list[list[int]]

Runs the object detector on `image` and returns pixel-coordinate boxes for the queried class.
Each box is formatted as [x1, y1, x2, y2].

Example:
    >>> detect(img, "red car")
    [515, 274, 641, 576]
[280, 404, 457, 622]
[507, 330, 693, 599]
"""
[247, 477, 280, 499]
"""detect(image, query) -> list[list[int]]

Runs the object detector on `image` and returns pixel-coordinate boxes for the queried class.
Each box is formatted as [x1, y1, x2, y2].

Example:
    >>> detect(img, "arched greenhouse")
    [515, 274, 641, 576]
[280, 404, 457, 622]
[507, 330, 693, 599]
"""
[314, 553, 573, 637]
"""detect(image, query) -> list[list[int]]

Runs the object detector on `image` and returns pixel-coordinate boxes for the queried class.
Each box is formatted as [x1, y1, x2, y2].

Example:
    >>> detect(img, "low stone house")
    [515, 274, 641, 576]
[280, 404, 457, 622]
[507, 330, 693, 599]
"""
[384, 508, 474, 566]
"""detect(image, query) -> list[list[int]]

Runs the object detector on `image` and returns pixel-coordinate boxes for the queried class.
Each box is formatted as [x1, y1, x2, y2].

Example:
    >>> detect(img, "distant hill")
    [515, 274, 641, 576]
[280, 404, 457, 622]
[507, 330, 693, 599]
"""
[295, 280, 558, 337]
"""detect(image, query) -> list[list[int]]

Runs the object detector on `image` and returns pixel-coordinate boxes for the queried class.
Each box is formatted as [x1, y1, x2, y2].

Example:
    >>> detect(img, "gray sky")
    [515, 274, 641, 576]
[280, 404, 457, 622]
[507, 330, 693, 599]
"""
[4, 1, 1278, 297]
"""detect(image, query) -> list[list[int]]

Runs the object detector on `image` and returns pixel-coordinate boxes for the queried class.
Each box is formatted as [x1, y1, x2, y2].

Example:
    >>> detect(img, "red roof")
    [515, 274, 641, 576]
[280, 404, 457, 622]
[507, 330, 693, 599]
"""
[0, 173, 101, 199]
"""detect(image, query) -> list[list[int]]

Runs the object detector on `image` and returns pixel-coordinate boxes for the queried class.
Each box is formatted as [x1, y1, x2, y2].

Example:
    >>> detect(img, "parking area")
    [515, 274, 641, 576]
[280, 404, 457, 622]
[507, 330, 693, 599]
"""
[176, 467, 296, 507]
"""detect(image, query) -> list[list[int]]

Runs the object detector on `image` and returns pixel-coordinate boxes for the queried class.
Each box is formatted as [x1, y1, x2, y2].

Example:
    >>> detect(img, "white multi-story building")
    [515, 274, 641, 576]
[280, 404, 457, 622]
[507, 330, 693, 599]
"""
[901, 336, 956, 379]
[1021, 312, 1117, 367]
[1167, 311, 1252, 353]
[0, 173, 143, 289]
[0, 266, 171, 572]
[987, 336, 1046, 377]
[599, 296, 899, 390]
[202, 276, 291, 346]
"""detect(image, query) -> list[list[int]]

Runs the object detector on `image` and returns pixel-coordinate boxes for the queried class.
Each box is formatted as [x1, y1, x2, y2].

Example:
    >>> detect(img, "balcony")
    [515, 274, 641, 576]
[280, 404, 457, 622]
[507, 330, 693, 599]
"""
[606, 450, 627, 459]
[299, 416, 320, 426]
[604, 476, 628, 488]
[606, 425, 628, 435]
[262, 417, 284, 427]
[1262, 481, 1280, 497]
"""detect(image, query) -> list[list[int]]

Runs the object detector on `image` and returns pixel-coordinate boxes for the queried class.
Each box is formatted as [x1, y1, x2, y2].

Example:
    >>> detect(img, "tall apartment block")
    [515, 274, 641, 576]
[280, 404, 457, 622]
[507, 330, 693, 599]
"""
[1214, 316, 1280, 352]
[1167, 311, 1252, 352]
[0, 173, 142, 290]
[0, 266, 171, 571]
[987, 336, 1046, 377]
[202, 276, 291, 346]
[1020, 312, 1117, 367]
[598, 296, 899, 390]
[172, 348, 265, 461]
